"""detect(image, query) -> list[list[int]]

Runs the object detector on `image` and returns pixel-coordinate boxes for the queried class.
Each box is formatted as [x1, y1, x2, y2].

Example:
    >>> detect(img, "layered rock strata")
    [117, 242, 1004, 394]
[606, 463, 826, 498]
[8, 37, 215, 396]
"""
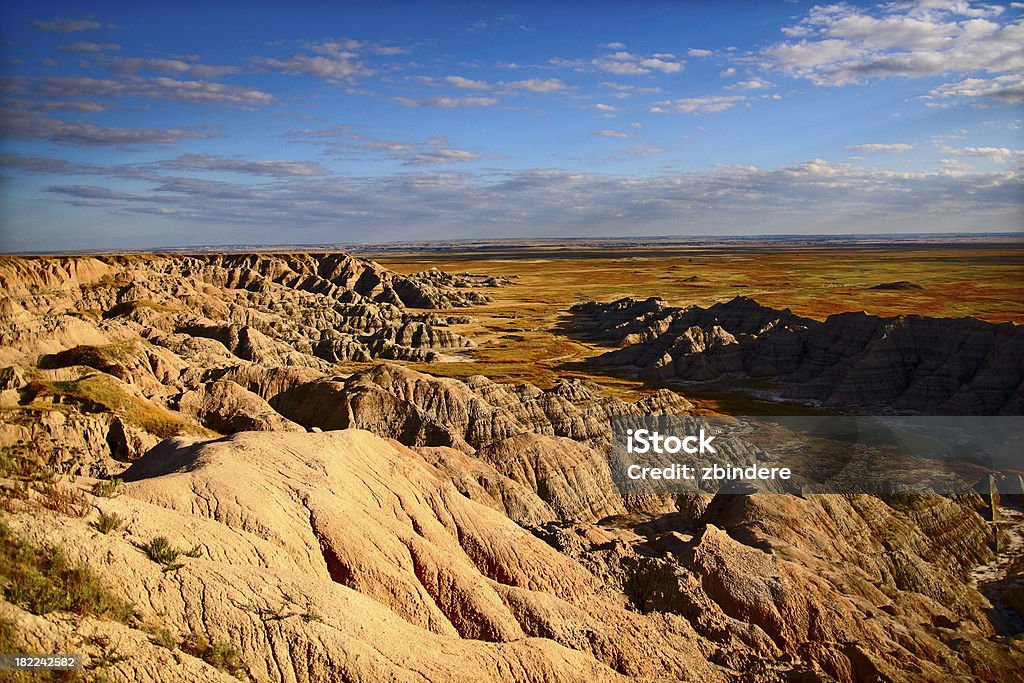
[570, 296, 1024, 414]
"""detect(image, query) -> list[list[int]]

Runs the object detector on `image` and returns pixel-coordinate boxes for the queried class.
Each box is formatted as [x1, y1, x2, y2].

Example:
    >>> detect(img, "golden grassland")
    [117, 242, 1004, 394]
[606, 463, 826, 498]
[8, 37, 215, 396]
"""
[367, 244, 1024, 412]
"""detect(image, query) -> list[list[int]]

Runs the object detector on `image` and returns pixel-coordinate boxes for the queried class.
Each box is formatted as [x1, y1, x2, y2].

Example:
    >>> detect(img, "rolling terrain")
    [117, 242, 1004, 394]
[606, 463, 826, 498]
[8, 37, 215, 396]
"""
[1, 243, 1022, 682]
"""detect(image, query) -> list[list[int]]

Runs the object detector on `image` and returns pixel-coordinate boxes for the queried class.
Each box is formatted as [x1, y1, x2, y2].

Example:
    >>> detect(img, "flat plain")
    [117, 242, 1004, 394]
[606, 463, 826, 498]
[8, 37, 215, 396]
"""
[368, 240, 1024, 411]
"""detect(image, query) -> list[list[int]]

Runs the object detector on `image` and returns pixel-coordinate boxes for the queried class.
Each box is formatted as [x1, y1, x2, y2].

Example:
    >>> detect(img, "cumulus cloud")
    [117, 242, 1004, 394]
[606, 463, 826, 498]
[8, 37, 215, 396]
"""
[33, 17, 106, 33]
[594, 103, 617, 111]
[596, 129, 631, 138]
[688, 48, 713, 57]
[591, 48, 684, 75]
[762, 0, 1024, 92]
[846, 143, 915, 152]
[441, 75, 490, 89]
[939, 144, 1018, 162]
[928, 74, 1024, 104]
[650, 95, 745, 113]
[726, 77, 775, 90]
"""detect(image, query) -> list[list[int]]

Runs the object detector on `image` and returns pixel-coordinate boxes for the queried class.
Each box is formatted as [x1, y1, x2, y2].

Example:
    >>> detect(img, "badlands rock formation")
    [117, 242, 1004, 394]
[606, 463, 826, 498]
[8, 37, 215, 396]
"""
[1, 255, 1022, 681]
[0, 252, 485, 369]
[5, 430, 1021, 681]
[570, 296, 1024, 414]
[0, 253, 492, 475]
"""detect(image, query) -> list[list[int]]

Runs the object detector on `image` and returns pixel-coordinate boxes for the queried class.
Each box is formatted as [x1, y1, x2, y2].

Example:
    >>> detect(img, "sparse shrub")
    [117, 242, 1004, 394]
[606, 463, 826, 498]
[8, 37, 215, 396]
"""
[92, 510, 125, 535]
[90, 478, 122, 498]
[151, 627, 178, 651]
[139, 536, 202, 572]
[0, 521, 134, 622]
[34, 481, 88, 517]
[0, 441, 52, 481]
[181, 634, 249, 680]
[86, 634, 128, 674]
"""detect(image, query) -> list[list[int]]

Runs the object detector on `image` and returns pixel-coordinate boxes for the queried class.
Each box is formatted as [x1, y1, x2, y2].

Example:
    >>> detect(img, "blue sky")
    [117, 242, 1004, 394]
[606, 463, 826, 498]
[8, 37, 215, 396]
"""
[0, 0, 1021, 251]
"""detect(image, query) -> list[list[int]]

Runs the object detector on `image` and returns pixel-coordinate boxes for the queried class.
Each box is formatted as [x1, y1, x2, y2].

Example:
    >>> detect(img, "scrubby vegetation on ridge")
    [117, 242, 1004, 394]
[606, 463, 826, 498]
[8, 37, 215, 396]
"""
[0, 521, 135, 622]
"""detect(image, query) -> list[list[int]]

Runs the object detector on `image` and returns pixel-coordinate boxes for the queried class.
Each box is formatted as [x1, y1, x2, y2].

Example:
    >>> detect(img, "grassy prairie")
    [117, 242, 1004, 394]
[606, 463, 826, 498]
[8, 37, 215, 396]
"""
[368, 242, 1024, 411]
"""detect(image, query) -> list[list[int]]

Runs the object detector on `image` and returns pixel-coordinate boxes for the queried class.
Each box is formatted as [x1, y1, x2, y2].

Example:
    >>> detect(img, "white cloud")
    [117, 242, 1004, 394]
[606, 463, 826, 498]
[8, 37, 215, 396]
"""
[596, 129, 630, 138]
[601, 82, 663, 96]
[688, 49, 713, 57]
[928, 74, 1024, 104]
[443, 75, 490, 89]
[252, 40, 378, 83]
[591, 48, 684, 75]
[940, 144, 1018, 162]
[719, 67, 737, 77]
[639, 58, 684, 73]
[501, 78, 567, 92]
[651, 95, 745, 114]
[393, 96, 498, 108]
[762, 1, 1024, 92]
[727, 78, 775, 90]
[32, 75, 273, 106]
[846, 143, 915, 152]
[594, 103, 617, 111]
[25, 159, 1021, 249]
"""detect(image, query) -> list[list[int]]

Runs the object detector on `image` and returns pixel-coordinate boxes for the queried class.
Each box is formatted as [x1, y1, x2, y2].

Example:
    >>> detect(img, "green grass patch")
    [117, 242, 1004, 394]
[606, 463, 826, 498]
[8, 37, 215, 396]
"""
[138, 536, 202, 572]
[180, 634, 250, 680]
[92, 511, 125, 535]
[0, 521, 135, 622]
[28, 374, 214, 439]
[90, 478, 122, 498]
[0, 441, 53, 482]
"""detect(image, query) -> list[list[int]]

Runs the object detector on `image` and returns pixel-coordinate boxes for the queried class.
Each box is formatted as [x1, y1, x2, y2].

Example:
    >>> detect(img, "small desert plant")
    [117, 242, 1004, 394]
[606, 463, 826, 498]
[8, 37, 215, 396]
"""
[150, 627, 179, 651]
[247, 593, 321, 623]
[139, 536, 202, 572]
[0, 441, 53, 482]
[0, 521, 134, 622]
[85, 634, 128, 674]
[34, 481, 88, 517]
[92, 510, 125, 535]
[181, 634, 250, 680]
[90, 478, 122, 498]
